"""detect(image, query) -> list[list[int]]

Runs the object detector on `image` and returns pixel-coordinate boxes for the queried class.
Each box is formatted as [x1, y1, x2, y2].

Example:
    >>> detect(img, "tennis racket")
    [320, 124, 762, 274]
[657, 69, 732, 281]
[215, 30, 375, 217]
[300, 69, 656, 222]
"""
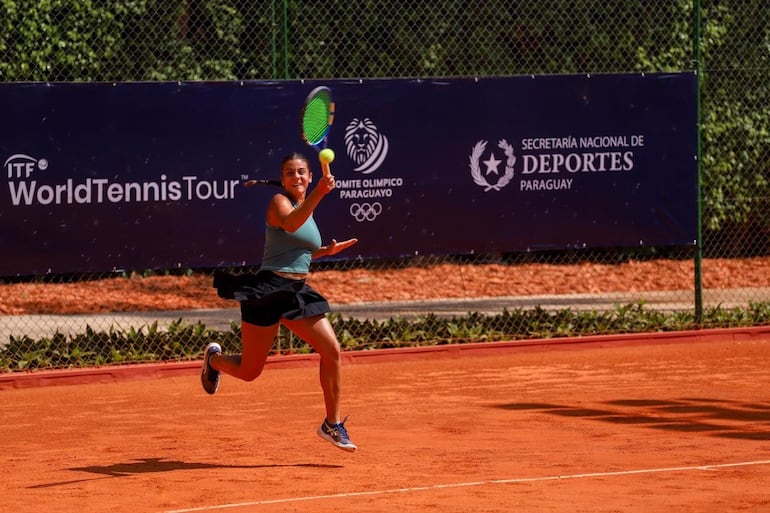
[243, 179, 281, 188]
[300, 86, 335, 177]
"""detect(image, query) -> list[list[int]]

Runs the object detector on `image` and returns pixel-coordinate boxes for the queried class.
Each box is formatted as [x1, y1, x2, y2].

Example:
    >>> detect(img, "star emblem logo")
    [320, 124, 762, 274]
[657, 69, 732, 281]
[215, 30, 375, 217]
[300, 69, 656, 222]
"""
[469, 140, 516, 192]
[483, 153, 502, 175]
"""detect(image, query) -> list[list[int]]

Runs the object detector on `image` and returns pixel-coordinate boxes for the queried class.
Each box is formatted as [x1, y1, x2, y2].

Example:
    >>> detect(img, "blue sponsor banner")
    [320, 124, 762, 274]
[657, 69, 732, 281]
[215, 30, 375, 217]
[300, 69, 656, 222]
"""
[0, 74, 696, 275]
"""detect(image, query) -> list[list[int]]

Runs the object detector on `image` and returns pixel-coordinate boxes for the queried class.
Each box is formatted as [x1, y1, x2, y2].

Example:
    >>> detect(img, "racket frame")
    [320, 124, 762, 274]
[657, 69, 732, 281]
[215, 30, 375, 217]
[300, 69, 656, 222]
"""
[300, 86, 335, 177]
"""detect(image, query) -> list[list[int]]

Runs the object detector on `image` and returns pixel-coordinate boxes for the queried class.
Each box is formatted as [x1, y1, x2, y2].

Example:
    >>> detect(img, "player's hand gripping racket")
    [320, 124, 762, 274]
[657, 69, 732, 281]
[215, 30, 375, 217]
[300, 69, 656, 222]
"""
[300, 86, 335, 177]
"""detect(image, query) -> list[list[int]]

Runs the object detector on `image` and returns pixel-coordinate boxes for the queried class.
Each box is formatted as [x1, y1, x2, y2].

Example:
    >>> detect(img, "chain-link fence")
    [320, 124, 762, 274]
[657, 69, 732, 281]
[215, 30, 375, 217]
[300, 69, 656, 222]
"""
[1, 1, 769, 371]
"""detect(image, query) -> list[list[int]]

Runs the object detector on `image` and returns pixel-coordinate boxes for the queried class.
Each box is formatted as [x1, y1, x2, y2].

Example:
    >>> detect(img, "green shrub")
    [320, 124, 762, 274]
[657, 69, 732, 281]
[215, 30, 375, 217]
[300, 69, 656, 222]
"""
[2, 302, 769, 373]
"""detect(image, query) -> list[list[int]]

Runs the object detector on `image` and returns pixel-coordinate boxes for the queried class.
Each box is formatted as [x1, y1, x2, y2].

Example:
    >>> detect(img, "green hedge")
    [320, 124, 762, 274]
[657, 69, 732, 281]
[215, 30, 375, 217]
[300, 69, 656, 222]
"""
[3, 301, 769, 372]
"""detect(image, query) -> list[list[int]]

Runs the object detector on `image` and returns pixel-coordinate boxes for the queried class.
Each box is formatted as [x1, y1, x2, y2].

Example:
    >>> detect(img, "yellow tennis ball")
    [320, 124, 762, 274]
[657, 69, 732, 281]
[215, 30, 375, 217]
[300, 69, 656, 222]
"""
[319, 148, 335, 164]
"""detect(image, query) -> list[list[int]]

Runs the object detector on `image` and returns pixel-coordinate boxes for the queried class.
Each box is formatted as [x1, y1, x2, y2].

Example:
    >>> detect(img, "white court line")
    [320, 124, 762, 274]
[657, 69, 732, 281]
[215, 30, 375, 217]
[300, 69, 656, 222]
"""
[162, 459, 770, 513]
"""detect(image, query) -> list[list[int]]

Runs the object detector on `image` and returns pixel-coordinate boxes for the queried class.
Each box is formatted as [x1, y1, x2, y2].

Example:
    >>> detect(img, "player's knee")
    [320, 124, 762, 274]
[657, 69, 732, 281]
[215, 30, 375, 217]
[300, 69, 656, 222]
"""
[320, 341, 342, 363]
[241, 367, 264, 382]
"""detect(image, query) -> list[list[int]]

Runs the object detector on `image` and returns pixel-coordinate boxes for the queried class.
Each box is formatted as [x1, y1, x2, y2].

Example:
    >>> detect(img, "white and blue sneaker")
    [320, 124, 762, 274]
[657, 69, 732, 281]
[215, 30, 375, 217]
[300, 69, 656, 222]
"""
[200, 342, 222, 394]
[317, 416, 357, 452]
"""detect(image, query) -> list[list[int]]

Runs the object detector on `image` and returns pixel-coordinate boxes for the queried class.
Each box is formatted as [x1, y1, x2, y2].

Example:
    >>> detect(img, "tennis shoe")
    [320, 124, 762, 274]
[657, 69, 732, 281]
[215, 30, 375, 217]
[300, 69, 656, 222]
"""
[317, 416, 357, 452]
[200, 342, 221, 395]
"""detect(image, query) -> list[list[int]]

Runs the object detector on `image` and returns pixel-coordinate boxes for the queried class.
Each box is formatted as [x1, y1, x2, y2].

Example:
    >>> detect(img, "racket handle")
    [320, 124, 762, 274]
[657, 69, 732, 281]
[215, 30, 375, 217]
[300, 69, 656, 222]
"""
[320, 161, 331, 178]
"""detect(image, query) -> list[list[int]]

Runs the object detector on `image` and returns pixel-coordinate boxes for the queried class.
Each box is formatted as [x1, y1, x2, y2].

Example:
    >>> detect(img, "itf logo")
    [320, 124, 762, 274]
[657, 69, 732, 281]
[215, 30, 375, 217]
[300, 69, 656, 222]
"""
[5, 154, 48, 179]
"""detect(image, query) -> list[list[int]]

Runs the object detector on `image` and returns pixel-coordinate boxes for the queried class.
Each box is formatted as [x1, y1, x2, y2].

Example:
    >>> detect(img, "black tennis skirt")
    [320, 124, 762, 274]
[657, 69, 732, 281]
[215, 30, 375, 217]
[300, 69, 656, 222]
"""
[213, 270, 331, 327]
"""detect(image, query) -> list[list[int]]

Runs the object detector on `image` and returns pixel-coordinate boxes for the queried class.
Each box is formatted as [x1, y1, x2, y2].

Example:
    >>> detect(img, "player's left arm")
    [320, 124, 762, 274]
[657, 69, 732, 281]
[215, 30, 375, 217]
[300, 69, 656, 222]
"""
[313, 238, 358, 259]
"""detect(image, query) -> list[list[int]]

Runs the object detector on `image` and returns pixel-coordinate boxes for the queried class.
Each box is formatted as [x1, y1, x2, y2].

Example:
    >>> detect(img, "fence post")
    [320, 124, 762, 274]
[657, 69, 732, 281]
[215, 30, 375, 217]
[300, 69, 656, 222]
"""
[693, 0, 704, 324]
[282, 0, 289, 79]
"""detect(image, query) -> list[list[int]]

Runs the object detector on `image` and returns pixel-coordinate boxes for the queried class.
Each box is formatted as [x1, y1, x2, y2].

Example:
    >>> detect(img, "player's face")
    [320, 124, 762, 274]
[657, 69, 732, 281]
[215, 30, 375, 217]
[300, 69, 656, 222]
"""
[281, 158, 312, 198]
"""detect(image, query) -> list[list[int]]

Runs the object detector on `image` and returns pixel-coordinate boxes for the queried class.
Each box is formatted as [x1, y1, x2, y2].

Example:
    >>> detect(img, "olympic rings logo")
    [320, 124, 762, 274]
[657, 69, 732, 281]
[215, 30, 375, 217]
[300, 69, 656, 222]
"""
[350, 202, 383, 222]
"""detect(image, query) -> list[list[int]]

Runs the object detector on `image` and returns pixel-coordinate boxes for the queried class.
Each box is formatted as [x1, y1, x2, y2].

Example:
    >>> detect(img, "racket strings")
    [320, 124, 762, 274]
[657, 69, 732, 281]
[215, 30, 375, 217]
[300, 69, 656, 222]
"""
[302, 93, 333, 145]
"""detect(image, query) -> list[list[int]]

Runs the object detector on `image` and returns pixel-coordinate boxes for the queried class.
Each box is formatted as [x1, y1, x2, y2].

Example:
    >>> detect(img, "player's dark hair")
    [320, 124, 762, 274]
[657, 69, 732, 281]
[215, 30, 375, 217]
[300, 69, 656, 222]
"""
[280, 153, 309, 169]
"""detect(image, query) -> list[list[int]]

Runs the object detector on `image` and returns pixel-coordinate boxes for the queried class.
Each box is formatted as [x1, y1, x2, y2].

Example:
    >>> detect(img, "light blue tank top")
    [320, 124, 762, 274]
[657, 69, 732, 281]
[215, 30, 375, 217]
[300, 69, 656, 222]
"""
[260, 196, 322, 274]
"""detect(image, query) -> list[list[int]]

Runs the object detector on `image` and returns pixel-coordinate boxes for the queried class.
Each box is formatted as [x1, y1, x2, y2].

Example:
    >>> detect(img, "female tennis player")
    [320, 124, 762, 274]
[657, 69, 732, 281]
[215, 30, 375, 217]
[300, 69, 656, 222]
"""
[202, 152, 358, 452]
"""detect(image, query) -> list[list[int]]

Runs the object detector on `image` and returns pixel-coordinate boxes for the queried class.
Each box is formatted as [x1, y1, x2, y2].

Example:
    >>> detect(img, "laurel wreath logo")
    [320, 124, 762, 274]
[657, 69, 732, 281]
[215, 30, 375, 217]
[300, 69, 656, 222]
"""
[469, 139, 516, 191]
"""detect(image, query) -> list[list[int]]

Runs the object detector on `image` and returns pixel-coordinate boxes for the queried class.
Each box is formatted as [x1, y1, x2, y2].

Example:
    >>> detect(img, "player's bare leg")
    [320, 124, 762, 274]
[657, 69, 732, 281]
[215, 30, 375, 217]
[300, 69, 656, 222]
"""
[282, 315, 356, 451]
[201, 322, 277, 393]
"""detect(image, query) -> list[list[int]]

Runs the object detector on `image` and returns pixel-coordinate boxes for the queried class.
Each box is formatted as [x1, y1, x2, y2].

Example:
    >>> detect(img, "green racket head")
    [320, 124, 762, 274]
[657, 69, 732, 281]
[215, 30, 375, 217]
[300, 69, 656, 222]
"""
[301, 86, 334, 147]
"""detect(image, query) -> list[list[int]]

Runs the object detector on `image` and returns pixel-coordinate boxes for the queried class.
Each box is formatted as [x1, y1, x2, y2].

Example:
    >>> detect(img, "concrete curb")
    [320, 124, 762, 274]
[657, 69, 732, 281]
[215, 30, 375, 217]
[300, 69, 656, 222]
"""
[1, 325, 768, 390]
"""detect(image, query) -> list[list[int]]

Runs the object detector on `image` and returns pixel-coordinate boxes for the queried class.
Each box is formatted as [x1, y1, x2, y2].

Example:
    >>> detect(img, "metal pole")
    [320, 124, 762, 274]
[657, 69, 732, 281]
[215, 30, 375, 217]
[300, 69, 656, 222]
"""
[271, 1, 276, 79]
[283, 0, 289, 79]
[694, 0, 704, 324]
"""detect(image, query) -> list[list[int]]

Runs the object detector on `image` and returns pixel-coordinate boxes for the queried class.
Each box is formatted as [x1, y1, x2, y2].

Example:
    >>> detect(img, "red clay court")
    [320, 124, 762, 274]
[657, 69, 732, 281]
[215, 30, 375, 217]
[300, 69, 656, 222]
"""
[2, 328, 769, 513]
